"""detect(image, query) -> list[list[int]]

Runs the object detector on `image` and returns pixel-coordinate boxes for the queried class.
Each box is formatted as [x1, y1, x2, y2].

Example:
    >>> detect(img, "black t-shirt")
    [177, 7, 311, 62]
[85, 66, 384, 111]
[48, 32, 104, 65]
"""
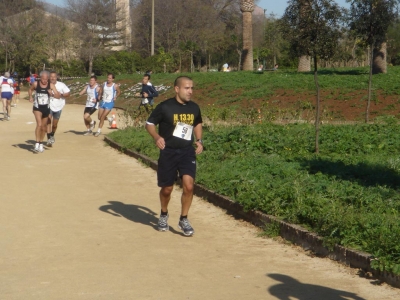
[147, 97, 202, 149]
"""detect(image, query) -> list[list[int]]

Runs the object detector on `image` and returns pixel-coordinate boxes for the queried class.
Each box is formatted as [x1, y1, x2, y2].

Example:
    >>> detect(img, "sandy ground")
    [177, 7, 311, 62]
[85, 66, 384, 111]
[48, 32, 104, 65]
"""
[1, 93, 400, 300]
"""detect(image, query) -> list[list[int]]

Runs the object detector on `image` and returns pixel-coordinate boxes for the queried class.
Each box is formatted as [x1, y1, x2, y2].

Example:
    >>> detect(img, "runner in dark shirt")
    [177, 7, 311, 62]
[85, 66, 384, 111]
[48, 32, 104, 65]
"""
[146, 76, 203, 236]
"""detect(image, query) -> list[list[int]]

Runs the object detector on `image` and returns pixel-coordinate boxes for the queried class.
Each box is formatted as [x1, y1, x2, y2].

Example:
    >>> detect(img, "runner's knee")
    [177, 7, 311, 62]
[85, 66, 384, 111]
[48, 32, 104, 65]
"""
[160, 186, 173, 197]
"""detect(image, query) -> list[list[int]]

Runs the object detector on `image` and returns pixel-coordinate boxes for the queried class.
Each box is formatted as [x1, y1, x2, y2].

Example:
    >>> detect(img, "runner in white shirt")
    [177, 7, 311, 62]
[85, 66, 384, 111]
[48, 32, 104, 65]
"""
[94, 73, 121, 137]
[1, 72, 15, 120]
[79, 75, 101, 136]
[46, 71, 71, 146]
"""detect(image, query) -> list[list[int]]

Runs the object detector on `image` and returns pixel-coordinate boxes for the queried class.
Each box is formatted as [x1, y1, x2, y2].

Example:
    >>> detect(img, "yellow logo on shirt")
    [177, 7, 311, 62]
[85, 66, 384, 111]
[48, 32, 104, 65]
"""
[173, 114, 194, 125]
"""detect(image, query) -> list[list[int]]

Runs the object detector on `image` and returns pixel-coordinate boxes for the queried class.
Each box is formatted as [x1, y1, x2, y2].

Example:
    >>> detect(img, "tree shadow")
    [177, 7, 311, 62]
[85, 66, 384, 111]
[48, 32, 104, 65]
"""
[302, 69, 368, 76]
[299, 158, 400, 189]
[267, 273, 366, 300]
[12, 140, 37, 153]
[98, 201, 184, 236]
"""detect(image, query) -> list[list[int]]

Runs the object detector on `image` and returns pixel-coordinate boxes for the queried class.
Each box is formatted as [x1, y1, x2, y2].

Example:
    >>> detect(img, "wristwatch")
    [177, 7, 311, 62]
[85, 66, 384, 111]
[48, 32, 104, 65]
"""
[196, 139, 203, 144]
[61, 93, 64, 97]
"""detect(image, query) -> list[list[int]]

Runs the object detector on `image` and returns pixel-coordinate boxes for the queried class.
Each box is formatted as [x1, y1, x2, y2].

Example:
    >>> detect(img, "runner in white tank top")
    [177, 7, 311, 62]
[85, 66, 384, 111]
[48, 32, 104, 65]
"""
[79, 75, 101, 135]
[95, 73, 120, 137]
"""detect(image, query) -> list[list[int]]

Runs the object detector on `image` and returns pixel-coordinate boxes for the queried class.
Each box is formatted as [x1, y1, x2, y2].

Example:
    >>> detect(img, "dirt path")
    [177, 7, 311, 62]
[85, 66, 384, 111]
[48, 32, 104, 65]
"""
[1, 94, 399, 300]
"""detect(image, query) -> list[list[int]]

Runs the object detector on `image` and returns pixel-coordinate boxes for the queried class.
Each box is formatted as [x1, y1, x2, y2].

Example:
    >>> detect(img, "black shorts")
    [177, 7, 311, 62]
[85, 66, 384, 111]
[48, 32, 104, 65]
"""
[157, 146, 196, 187]
[33, 104, 50, 118]
[84, 107, 97, 115]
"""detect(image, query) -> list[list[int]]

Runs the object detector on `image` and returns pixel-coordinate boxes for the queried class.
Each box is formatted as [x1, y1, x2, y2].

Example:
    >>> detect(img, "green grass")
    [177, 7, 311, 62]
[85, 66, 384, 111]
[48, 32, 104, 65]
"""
[108, 122, 400, 275]
[64, 66, 400, 112]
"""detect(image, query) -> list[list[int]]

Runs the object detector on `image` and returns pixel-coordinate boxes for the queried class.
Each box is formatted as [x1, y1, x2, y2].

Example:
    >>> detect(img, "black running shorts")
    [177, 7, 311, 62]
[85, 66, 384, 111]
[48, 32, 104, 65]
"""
[84, 107, 97, 115]
[33, 104, 50, 118]
[157, 146, 196, 187]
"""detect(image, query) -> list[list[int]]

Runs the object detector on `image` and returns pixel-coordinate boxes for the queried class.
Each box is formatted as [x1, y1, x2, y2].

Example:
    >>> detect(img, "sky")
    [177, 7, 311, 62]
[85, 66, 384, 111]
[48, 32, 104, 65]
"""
[42, 0, 65, 7]
[44, 0, 351, 16]
[258, 0, 350, 17]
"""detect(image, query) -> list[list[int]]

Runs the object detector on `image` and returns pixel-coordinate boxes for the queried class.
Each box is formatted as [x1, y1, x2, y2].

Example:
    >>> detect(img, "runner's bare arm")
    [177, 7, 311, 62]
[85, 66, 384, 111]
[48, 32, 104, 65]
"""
[48, 83, 61, 99]
[145, 123, 165, 150]
[78, 86, 87, 96]
[63, 91, 71, 98]
[28, 82, 37, 102]
[194, 123, 203, 154]
[115, 85, 121, 100]
[98, 86, 103, 100]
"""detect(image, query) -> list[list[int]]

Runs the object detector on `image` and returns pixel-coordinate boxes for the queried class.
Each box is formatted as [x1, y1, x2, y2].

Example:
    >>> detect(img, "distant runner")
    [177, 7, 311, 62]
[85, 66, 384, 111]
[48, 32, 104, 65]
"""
[79, 75, 100, 136]
[94, 73, 120, 137]
[11, 78, 21, 107]
[1, 72, 15, 121]
[28, 71, 60, 153]
[46, 71, 70, 146]
[138, 74, 158, 112]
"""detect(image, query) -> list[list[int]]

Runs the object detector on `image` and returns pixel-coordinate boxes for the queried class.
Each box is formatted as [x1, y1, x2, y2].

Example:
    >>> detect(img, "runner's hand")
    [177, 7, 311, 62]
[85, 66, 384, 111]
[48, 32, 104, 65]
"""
[155, 137, 165, 150]
[195, 142, 203, 154]
[29, 97, 33, 103]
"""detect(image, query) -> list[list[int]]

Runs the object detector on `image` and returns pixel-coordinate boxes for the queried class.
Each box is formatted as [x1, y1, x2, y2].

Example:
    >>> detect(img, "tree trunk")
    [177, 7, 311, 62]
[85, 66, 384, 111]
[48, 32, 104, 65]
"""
[372, 42, 387, 74]
[241, 1, 255, 71]
[237, 49, 242, 71]
[366, 44, 374, 123]
[298, 55, 311, 72]
[314, 55, 320, 154]
[88, 57, 93, 76]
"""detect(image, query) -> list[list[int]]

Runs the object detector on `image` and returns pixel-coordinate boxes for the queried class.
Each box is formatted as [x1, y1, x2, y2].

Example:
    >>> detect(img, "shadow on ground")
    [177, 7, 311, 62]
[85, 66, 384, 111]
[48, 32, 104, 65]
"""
[98, 201, 184, 236]
[12, 140, 36, 153]
[63, 130, 85, 135]
[300, 69, 368, 76]
[267, 273, 366, 300]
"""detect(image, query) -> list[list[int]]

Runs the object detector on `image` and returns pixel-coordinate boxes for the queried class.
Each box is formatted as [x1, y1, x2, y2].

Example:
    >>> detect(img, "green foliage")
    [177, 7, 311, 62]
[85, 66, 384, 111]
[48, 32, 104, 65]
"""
[109, 122, 400, 274]
[347, 0, 399, 46]
[282, 0, 343, 60]
[93, 51, 143, 75]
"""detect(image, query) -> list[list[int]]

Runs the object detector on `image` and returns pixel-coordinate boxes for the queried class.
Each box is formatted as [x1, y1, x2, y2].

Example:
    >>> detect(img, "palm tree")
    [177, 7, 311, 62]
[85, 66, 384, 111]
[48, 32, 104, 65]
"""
[240, 0, 254, 71]
[298, 55, 311, 72]
[373, 42, 387, 74]
[298, 0, 310, 72]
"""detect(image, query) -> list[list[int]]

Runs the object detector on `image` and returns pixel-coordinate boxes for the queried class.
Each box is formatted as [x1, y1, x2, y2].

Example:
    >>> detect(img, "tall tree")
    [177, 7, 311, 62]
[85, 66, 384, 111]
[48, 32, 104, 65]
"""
[240, 0, 255, 70]
[282, 0, 342, 153]
[347, 0, 399, 122]
[132, 0, 229, 71]
[66, 0, 122, 75]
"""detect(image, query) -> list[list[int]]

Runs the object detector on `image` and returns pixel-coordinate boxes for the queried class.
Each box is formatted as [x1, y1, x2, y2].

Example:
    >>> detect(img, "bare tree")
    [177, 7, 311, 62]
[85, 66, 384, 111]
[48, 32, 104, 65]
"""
[66, 0, 123, 75]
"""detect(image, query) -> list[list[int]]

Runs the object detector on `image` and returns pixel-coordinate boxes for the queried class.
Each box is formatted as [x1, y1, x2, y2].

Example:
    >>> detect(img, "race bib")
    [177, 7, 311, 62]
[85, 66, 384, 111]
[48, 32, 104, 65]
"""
[173, 122, 193, 141]
[37, 93, 49, 105]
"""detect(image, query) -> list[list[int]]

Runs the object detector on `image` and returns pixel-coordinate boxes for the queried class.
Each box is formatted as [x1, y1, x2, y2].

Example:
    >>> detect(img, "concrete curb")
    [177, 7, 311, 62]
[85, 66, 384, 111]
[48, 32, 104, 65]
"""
[104, 136, 400, 288]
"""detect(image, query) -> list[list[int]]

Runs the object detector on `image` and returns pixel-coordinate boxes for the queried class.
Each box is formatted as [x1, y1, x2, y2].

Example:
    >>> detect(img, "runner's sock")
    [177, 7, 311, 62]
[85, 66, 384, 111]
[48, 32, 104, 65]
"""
[51, 132, 55, 137]
[47, 133, 51, 139]
[90, 121, 94, 125]
[97, 128, 101, 133]
[161, 210, 168, 216]
[180, 215, 187, 221]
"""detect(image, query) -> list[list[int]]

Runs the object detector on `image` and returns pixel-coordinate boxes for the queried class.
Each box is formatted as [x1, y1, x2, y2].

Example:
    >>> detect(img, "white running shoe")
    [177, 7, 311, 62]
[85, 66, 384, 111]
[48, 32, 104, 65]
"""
[83, 130, 92, 136]
[107, 117, 113, 126]
[94, 131, 101, 137]
[38, 144, 44, 153]
[34, 143, 39, 152]
[89, 121, 96, 131]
